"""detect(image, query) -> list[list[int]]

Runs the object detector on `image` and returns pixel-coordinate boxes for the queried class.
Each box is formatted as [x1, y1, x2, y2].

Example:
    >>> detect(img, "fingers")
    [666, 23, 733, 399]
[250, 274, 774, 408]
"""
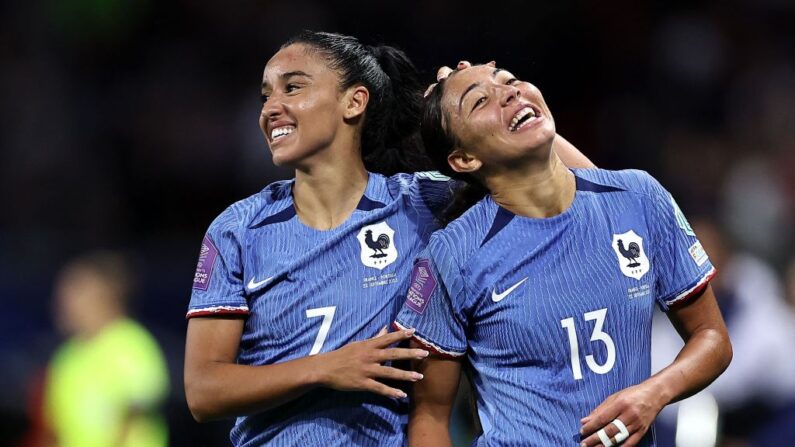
[364, 379, 408, 399]
[424, 83, 438, 98]
[426, 60, 481, 97]
[371, 328, 415, 347]
[581, 417, 633, 447]
[379, 347, 429, 362]
[374, 364, 424, 382]
[580, 394, 618, 434]
[580, 408, 613, 437]
[436, 66, 454, 81]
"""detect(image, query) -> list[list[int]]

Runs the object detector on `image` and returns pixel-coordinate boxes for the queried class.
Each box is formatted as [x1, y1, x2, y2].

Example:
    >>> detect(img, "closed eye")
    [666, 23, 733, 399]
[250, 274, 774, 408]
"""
[261, 93, 270, 103]
[506, 78, 519, 85]
[471, 96, 487, 112]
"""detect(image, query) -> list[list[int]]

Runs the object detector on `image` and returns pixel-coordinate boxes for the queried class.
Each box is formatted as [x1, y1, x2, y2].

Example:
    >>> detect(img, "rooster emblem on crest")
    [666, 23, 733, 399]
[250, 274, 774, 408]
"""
[357, 222, 398, 270]
[364, 229, 390, 258]
[611, 230, 649, 280]
[616, 239, 642, 267]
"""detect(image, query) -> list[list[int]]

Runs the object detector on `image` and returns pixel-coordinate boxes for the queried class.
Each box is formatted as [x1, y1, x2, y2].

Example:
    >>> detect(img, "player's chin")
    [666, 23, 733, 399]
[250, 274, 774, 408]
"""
[268, 146, 293, 167]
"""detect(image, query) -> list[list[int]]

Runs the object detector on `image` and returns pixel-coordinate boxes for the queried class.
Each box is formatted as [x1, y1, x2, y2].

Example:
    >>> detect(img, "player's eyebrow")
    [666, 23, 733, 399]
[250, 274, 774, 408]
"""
[458, 68, 506, 114]
[458, 82, 481, 114]
[261, 71, 313, 89]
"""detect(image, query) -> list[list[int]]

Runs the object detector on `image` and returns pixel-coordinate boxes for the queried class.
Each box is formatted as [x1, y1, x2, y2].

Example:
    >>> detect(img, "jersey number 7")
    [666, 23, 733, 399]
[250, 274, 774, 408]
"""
[306, 306, 336, 355]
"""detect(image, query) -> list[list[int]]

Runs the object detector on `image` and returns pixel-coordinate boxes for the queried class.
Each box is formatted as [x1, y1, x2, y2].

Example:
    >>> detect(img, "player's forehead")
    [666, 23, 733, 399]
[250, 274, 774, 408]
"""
[443, 66, 492, 96]
[261, 44, 333, 86]
[441, 65, 514, 112]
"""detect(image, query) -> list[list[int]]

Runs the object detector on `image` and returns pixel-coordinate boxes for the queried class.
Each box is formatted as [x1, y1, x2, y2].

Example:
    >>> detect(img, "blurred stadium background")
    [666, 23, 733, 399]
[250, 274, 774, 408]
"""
[1, 0, 793, 445]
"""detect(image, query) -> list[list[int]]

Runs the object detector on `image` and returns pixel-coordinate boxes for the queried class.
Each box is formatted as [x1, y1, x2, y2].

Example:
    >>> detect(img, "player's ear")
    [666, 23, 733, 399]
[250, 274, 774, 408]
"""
[342, 85, 369, 120]
[447, 148, 482, 174]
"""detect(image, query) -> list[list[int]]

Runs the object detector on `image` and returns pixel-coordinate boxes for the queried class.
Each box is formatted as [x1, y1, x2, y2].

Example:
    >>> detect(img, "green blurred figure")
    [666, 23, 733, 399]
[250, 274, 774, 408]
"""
[44, 251, 169, 447]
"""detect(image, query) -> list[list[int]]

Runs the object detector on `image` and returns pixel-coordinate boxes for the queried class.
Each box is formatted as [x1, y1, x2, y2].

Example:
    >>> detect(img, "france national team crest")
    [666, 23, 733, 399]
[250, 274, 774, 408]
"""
[612, 230, 649, 280]
[357, 221, 397, 270]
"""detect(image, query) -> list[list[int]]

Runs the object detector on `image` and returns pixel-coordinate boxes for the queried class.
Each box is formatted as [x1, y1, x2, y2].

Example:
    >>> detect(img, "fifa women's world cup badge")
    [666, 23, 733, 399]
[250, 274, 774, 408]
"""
[357, 221, 397, 270]
[611, 230, 649, 280]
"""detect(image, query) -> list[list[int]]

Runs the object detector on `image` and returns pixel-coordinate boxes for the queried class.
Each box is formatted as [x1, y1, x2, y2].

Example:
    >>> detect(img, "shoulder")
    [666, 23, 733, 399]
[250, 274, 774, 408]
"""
[573, 168, 669, 200]
[207, 179, 294, 235]
[385, 171, 454, 196]
[427, 197, 495, 265]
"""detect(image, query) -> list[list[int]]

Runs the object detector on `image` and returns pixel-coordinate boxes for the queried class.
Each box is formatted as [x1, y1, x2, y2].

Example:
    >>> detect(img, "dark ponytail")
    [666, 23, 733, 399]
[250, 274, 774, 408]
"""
[421, 76, 489, 226]
[282, 31, 431, 175]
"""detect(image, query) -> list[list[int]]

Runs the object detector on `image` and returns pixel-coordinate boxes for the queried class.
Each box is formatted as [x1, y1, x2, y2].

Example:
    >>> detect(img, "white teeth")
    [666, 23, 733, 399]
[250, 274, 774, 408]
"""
[509, 106, 539, 132]
[271, 126, 295, 140]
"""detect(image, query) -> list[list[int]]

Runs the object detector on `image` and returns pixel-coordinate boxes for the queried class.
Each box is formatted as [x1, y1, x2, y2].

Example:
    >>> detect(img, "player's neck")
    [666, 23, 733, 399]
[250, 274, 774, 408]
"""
[292, 154, 369, 231]
[487, 153, 576, 219]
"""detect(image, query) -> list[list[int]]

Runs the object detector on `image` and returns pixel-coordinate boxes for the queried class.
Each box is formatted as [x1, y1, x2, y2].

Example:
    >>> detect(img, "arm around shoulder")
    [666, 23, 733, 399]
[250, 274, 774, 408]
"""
[553, 134, 596, 169]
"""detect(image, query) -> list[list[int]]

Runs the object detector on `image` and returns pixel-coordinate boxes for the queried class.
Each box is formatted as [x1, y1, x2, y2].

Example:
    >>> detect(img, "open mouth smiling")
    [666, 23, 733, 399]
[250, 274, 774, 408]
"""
[508, 105, 542, 132]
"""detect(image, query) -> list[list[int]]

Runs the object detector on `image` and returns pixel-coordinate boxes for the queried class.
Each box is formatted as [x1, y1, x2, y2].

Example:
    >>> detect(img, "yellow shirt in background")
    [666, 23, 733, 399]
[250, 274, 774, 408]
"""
[46, 318, 169, 447]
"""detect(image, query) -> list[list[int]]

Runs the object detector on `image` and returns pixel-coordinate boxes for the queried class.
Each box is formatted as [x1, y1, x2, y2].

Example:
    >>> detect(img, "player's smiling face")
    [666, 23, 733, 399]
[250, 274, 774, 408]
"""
[441, 65, 556, 170]
[259, 44, 348, 167]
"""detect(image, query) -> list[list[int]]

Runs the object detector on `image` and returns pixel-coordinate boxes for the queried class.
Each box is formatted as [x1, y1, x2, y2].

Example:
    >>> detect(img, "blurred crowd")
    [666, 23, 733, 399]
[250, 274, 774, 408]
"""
[0, 0, 792, 446]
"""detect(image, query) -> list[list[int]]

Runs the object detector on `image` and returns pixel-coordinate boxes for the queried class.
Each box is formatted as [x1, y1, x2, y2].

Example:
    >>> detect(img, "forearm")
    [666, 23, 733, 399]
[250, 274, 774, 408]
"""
[646, 326, 732, 407]
[186, 354, 324, 421]
[408, 410, 453, 447]
[553, 134, 595, 168]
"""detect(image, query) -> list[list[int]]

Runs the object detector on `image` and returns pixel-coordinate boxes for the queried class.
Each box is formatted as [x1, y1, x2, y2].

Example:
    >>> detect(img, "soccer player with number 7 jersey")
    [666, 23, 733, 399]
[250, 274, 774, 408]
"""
[395, 63, 732, 447]
[183, 34, 594, 446]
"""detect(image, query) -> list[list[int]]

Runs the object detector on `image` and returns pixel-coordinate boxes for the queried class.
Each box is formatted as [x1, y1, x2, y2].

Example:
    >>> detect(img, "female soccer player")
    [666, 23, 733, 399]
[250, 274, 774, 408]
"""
[184, 33, 593, 446]
[395, 63, 732, 446]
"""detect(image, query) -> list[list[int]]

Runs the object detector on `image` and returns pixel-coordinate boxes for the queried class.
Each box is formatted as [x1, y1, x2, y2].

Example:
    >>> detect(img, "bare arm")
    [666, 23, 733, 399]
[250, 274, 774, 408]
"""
[407, 341, 463, 447]
[184, 317, 428, 422]
[552, 134, 595, 169]
[580, 284, 732, 446]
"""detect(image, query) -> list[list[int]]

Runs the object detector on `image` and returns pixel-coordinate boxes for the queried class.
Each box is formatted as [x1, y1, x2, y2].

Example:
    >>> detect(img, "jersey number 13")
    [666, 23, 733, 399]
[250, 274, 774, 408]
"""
[560, 308, 616, 380]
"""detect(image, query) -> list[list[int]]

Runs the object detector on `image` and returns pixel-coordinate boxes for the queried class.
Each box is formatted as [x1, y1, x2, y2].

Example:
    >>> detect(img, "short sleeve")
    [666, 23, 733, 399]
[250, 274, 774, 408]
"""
[410, 171, 456, 216]
[644, 175, 716, 310]
[394, 240, 469, 358]
[187, 206, 249, 318]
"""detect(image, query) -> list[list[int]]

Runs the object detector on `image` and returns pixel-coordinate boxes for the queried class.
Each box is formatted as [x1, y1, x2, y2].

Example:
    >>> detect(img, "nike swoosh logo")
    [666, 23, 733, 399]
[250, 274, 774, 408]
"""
[491, 277, 529, 302]
[247, 276, 274, 291]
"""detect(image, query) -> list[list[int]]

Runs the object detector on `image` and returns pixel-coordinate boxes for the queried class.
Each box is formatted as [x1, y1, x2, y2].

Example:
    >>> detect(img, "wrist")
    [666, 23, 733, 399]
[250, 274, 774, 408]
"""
[645, 375, 674, 410]
[303, 353, 330, 388]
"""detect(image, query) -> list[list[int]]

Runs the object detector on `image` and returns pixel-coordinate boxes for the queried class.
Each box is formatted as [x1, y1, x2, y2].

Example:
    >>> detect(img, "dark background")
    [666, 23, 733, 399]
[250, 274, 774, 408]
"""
[1, 0, 793, 445]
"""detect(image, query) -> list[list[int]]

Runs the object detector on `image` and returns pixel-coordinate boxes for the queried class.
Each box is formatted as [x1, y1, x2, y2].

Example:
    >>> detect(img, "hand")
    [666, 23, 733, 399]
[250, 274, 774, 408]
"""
[425, 60, 488, 97]
[316, 328, 429, 399]
[579, 382, 666, 447]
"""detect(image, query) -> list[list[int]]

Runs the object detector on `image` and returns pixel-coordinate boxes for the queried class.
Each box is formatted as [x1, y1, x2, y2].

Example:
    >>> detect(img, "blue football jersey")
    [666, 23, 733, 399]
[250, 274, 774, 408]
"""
[395, 169, 715, 446]
[188, 171, 452, 447]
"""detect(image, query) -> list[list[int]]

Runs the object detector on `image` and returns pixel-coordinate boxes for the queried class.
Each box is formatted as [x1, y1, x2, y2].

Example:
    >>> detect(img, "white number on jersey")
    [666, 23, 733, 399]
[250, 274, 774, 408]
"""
[560, 308, 616, 380]
[306, 306, 336, 356]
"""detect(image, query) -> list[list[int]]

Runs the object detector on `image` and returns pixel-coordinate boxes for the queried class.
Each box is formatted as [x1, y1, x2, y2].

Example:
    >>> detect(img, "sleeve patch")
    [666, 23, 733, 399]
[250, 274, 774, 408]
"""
[404, 259, 437, 314]
[671, 195, 695, 236]
[415, 171, 451, 182]
[688, 241, 709, 266]
[192, 235, 219, 291]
